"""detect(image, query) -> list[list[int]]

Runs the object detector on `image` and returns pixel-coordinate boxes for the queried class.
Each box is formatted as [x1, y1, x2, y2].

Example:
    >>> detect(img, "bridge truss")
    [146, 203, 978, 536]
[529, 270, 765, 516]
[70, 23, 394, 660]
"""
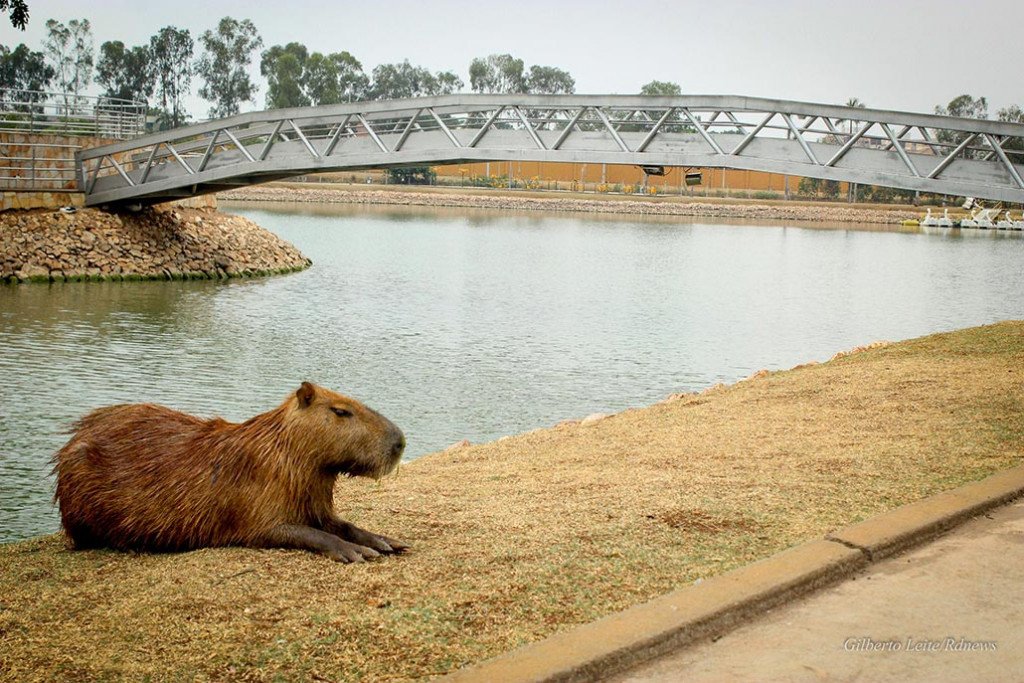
[79, 95, 1024, 207]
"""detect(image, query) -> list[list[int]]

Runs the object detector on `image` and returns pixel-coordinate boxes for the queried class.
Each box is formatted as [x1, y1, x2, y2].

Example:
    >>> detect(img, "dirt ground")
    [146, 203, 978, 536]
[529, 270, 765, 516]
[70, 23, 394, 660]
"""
[1, 322, 1022, 682]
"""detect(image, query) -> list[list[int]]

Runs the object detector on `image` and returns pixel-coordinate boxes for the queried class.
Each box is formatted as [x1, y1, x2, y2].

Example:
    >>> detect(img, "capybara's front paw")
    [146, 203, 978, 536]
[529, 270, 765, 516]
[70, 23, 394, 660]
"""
[327, 541, 381, 563]
[344, 526, 409, 554]
[377, 535, 410, 553]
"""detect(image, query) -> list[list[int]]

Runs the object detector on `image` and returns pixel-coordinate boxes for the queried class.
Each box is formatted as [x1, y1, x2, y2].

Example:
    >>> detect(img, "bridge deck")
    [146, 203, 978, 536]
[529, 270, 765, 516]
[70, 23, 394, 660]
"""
[78, 95, 1024, 206]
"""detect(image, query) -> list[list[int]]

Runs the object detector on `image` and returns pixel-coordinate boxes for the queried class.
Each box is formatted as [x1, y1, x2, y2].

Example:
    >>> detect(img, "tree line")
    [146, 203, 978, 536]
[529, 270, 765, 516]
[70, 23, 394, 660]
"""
[0, 15, 602, 130]
[1, 13, 1019, 141]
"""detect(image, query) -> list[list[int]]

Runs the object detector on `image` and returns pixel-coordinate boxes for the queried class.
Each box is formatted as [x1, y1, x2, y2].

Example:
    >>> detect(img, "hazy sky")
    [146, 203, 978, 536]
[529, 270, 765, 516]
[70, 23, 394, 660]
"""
[4, 0, 1022, 118]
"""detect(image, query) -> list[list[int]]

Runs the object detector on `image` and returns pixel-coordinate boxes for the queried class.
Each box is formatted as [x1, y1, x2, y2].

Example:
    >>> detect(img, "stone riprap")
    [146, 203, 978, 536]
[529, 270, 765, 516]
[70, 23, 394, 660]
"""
[221, 186, 921, 225]
[1, 206, 311, 283]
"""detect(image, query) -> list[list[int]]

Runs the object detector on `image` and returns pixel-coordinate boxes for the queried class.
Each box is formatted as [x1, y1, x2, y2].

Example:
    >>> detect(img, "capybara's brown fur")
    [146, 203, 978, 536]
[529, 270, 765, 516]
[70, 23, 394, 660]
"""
[52, 382, 408, 562]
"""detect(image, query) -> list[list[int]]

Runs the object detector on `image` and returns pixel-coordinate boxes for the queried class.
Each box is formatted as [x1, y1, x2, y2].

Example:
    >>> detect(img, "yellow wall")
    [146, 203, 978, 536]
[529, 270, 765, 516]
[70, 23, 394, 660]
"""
[433, 161, 797, 192]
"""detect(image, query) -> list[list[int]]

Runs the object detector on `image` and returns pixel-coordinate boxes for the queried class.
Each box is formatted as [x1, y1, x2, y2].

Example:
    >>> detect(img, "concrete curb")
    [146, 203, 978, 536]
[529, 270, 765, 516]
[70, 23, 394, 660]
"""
[827, 465, 1024, 561]
[440, 465, 1024, 683]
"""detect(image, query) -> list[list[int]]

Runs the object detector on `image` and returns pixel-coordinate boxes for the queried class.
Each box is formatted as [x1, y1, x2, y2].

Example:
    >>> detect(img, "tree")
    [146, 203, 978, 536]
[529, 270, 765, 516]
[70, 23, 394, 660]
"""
[798, 177, 840, 199]
[368, 60, 460, 99]
[42, 18, 93, 97]
[95, 41, 153, 102]
[830, 97, 867, 137]
[997, 105, 1023, 124]
[261, 42, 309, 109]
[326, 51, 369, 102]
[301, 51, 371, 104]
[195, 16, 263, 118]
[468, 54, 526, 93]
[150, 26, 193, 128]
[0, 43, 53, 91]
[0, 44, 53, 109]
[631, 80, 686, 132]
[935, 94, 988, 120]
[1, 0, 28, 30]
[370, 60, 431, 99]
[299, 50, 335, 105]
[432, 70, 463, 96]
[526, 65, 575, 95]
[640, 80, 682, 97]
[934, 94, 988, 157]
[997, 105, 1024, 153]
[262, 45, 370, 107]
[386, 166, 436, 185]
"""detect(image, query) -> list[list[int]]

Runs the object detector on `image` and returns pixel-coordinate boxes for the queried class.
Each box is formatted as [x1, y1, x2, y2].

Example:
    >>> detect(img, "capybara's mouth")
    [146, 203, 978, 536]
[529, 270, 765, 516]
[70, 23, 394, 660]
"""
[382, 450, 403, 478]
[330, 453, 397, 479]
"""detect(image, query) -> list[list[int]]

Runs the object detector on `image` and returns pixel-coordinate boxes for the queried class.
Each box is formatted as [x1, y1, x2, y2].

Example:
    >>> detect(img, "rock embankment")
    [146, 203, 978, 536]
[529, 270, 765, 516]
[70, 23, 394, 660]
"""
[221, 186, 920, 225]
[1, 206, 311, 283]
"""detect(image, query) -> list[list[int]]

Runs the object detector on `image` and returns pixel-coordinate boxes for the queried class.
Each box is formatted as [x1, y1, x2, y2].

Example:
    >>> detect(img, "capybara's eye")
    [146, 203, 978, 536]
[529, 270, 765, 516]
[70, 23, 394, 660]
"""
[331, 407, 353, 418]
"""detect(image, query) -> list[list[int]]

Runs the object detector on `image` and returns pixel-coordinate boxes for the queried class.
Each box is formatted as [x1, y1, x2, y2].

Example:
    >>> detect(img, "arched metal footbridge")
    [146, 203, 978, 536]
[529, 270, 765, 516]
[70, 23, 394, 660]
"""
[78, 95, 1024, 207]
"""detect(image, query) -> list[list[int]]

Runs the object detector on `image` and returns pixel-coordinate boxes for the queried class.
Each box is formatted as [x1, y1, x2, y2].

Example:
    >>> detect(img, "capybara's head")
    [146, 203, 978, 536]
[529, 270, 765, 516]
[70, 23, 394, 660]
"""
[285, 382, 405, 479]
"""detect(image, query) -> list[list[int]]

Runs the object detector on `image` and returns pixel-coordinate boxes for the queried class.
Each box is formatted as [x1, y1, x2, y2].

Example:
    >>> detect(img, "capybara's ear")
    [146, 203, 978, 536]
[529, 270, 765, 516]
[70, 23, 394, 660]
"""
[296, 382, 316, 408]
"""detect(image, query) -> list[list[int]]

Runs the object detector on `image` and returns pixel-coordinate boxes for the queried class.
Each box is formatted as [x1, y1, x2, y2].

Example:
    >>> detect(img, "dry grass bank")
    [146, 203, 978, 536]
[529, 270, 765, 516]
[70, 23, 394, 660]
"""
[2, 322, 1022, 681]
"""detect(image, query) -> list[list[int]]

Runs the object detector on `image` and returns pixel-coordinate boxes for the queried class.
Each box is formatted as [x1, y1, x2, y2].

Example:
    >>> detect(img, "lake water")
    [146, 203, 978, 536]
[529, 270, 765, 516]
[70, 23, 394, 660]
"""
[2, 201, 1023, 543]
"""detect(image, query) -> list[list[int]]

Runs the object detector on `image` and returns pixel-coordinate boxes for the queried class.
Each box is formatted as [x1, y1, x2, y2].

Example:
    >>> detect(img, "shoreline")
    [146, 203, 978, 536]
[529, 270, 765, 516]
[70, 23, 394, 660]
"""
[1, 321, 1021, 681]
[220, 183, 922, 225]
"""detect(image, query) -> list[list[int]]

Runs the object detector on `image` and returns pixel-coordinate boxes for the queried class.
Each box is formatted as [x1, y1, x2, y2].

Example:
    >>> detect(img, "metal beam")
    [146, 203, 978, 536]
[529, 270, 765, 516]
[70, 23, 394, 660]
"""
[427, 108, 462, 148]
[881, 122, 919, 177]
[288, 120, 320, 158]
[881, 124, 912, 152]
[197, 131, 220, 172]
[165, 143, 195, 174]
[138, 144, 160, 184]
[514, 106, 546, 150]
[731, 112, 774, 156]
[724, 111, 748, 133]
[927, 133, 977, 179]
[108, 156, 135, 186]
[798, 115, 819, 133]
[925, 133, 978, 179]
[259, 120, 284, 160]
[594, 107, 630, 152]
[468, 106, 504, 148]
[322, 116, 352, 157]
[823, 117, 851, 142]
[681, 108, 724, 155]
[826, 121, 872, 167]
[636, 107, 676, 153]
[985, 133, 1024, 189]
[223, 128, 256, 162]
[551, 107, 586, 150]
[85, 157, 103, 193]
[392, 110, 421, 152]
[782, 113, 818, 165]
[355, 114, 388, 153]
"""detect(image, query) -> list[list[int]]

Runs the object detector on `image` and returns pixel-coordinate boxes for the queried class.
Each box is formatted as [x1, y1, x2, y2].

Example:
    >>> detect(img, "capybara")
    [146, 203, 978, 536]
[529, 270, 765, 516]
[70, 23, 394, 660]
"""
[52, 382, 407, 563]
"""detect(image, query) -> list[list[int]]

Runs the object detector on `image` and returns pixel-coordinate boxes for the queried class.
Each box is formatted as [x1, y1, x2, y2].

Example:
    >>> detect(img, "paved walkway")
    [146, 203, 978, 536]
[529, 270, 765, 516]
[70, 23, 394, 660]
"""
[608, 498, 1024, 683]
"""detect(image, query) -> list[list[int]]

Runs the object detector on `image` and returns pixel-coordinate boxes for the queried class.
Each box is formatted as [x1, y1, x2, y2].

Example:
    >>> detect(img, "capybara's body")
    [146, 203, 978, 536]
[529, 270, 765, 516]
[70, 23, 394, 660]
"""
[53, 382, 407, 562]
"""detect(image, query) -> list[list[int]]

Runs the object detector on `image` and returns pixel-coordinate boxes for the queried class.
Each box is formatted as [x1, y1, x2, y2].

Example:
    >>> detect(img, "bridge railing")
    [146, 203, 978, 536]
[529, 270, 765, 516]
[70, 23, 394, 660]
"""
[78, 95, 1024, 205]
[0, 89, 147, 191]
[0, 89, 147, 138]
